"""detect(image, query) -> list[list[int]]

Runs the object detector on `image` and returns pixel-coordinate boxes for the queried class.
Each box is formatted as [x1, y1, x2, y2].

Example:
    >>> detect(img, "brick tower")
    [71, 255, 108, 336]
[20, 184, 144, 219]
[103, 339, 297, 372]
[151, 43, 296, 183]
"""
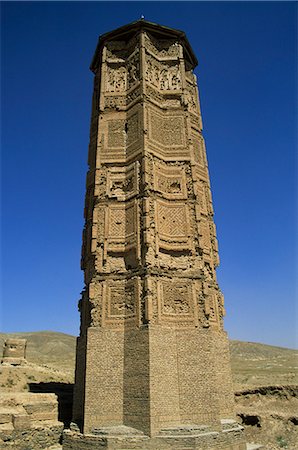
[64, 20, 247, 449]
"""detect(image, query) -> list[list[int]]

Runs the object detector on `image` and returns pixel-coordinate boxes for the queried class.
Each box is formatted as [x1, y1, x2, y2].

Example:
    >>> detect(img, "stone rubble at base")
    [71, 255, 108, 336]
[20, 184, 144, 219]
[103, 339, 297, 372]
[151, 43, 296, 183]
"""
[46, 444, 264, 450]
[0, 392, 63, 449]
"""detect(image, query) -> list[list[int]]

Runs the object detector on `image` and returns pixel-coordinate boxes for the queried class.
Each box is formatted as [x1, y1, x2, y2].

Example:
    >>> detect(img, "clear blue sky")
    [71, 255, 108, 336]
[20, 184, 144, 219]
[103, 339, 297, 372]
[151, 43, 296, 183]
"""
[1, 2, 297, 348]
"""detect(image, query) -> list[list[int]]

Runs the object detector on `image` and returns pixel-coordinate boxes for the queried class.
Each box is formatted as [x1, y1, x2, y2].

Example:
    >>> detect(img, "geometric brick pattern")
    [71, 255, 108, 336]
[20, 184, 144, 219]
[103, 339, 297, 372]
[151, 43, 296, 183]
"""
[70, 19, 243, 449]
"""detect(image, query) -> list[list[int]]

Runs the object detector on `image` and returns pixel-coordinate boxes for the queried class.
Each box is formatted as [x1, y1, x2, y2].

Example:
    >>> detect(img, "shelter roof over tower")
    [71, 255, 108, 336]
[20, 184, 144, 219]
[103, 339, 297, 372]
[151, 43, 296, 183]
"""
[90, 19, 198, 73]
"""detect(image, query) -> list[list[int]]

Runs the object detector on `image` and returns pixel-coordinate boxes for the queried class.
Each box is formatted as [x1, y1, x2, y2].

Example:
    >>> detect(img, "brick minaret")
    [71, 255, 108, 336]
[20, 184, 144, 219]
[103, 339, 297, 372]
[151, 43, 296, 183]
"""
[65, 20, 247, 450]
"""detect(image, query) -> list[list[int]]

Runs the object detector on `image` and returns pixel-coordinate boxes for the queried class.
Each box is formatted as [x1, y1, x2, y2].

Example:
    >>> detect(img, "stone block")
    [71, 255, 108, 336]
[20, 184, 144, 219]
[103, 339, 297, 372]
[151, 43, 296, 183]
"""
[12, 414, 31, 430]
[0, 409, 17, 425]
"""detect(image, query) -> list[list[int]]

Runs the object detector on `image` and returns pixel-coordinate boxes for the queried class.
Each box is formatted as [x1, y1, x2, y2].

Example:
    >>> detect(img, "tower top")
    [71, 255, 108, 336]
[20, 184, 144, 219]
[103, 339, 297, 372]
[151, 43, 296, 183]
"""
[90, 19, 198, 73]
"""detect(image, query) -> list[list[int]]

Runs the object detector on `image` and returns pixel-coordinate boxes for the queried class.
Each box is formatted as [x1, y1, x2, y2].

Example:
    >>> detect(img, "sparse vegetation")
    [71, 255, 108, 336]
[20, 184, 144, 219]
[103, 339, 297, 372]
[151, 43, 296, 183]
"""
[27, 374, 36, 381]
[229, 340, 298, 390]
[276, 435, 288, 448]
[6, 376, 16, 387]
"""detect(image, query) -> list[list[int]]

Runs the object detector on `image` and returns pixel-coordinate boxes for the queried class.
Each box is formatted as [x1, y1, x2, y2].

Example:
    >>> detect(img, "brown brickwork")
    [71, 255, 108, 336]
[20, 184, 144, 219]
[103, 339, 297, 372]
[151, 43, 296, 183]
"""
[67, 19, 247, 449]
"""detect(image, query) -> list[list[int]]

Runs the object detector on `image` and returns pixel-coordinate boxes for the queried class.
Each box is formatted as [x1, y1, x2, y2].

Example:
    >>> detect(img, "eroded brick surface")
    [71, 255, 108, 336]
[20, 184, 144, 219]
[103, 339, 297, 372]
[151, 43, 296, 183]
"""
[69, 20, 247, 449]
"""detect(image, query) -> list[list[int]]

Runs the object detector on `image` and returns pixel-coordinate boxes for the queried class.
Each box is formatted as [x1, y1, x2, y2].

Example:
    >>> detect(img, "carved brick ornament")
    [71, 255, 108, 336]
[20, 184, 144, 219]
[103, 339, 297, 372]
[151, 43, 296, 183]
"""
[103, 278, 140, 328]
[70, 21, 241, 447]
[156, 200, 191, 251]
[158, 280, 196, 326]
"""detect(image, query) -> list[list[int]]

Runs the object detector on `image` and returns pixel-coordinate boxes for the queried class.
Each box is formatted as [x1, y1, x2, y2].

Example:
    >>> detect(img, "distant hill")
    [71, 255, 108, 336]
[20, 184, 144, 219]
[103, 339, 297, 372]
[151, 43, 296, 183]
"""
[0, 331, 297, 388]
[0, 331, 76, 373]
[229, 339, 298, 389]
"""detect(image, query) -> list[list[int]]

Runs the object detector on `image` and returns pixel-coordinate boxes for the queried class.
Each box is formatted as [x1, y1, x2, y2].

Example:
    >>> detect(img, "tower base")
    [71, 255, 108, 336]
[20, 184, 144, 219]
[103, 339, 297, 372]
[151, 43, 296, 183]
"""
[63, 420, 247, 449]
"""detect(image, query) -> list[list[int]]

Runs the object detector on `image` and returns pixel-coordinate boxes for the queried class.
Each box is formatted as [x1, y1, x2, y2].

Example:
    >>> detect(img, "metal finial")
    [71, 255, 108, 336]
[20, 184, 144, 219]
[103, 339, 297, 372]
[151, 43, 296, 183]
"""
[140, 15, 145, 20]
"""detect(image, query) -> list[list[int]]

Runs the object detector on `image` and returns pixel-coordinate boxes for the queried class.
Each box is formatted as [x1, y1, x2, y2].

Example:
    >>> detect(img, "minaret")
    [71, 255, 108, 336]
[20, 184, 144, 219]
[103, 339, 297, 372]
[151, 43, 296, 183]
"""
[64, 20, 247, 449]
